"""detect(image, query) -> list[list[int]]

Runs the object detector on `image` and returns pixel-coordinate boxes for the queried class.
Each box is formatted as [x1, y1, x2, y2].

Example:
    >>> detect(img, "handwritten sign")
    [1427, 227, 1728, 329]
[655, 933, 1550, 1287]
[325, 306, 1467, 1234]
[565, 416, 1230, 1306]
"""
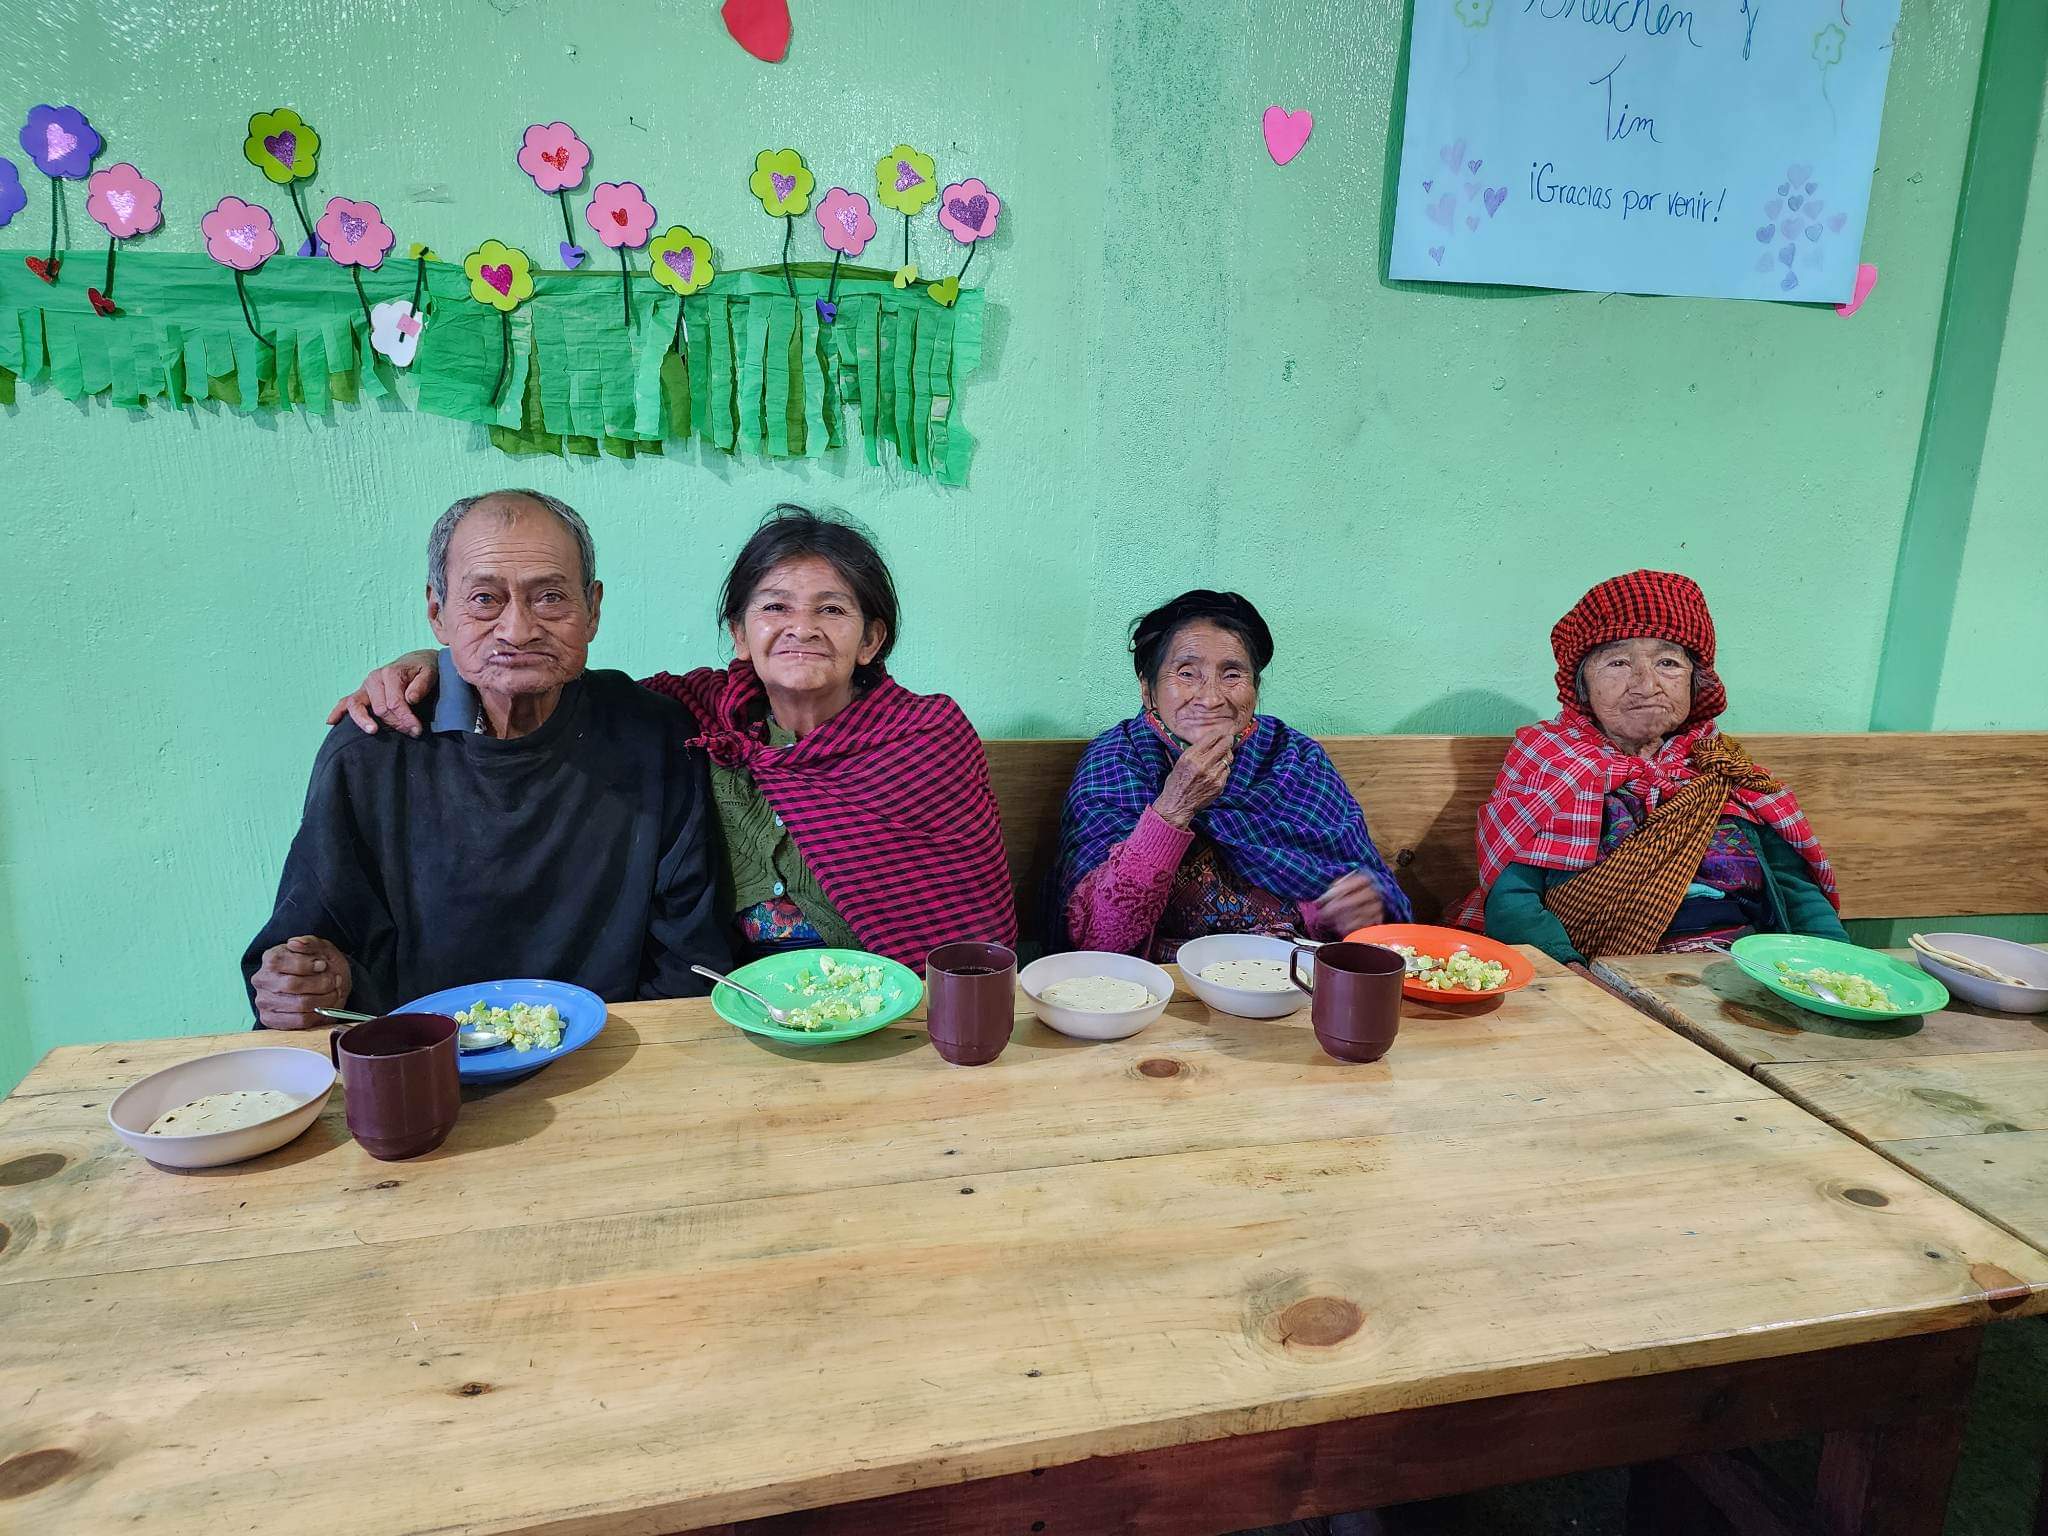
[1389, 0, 1901, 302]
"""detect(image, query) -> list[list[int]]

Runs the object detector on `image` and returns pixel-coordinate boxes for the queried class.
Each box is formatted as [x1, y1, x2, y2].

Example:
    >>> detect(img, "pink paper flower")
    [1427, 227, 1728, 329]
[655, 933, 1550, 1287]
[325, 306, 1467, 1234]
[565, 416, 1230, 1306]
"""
[518, 122, 590, 194]
[937, 178, 1001, 244]
[85, 163, 163, 240]
[316, 196, 395, 269]
[585, 181, 656, 249]
[201, 196, 280, 270]
[815, 187, 876, 257]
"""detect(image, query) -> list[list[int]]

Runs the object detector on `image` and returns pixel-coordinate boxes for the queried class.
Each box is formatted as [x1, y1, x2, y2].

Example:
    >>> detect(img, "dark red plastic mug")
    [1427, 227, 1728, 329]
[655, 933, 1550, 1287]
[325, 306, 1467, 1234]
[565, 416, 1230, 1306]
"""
[926, 943, 1018, 1066]
[329, 1012, 461, 1159]
[1290, 942, 1405, 1063]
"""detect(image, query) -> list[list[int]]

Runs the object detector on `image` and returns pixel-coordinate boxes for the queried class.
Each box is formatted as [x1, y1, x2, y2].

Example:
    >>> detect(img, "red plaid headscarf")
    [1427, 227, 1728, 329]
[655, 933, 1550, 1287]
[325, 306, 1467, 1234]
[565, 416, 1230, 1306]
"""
[643, 661, 1017, 966]
[1452, 571, 1837, 928]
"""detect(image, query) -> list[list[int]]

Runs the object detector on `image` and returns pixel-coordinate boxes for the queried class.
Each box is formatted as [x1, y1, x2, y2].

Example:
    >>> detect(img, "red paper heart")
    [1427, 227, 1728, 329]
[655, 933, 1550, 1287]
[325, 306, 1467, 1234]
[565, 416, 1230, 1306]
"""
[610, 208, 628, 226]
[721, 0, 791, 61]
[25, 255, 58, 283]
[541, 146, 570, 171]
[87, 288, 117, 317]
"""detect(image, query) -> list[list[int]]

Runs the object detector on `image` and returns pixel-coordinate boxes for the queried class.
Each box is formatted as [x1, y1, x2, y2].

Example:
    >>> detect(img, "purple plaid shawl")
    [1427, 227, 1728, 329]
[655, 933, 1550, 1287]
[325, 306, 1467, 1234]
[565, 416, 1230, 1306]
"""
[1048, 714, 1411, 944]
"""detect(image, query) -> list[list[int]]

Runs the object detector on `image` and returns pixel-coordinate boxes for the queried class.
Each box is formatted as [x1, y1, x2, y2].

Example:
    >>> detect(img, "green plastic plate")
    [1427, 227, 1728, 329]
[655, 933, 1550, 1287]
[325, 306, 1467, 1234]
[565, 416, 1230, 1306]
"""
[1729, 934, 1950, 1021]
[709, 948, 925, 1046]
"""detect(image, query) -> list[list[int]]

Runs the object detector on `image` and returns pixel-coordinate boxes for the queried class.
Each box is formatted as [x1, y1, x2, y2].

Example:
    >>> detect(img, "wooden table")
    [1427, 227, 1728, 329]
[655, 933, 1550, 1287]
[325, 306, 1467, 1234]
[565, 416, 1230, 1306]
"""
[4, 955, 2044, 1536]
[1597, 949, 2048, 1258]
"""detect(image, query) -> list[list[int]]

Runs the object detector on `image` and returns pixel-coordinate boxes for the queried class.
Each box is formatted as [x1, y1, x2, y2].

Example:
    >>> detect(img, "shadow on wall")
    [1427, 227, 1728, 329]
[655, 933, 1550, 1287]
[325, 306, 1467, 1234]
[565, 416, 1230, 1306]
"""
[1387, 689, 1545, 735]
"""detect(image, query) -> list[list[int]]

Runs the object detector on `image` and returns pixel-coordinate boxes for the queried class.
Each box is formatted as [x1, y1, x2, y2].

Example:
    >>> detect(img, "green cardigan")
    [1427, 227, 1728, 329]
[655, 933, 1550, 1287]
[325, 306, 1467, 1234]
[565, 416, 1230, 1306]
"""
[1483, 819, 1847, 967]
[707, 719, 859, 954]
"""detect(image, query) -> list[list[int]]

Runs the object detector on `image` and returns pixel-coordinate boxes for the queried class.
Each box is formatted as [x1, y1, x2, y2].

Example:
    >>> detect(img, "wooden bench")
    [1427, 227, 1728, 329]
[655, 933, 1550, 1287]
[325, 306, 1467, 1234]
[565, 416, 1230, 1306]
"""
[984, 732, 2048, 937]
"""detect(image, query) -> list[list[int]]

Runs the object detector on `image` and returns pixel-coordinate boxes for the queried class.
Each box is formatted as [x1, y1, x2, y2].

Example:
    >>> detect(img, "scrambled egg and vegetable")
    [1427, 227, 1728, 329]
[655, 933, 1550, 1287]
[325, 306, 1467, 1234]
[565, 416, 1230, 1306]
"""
[454, 999, 565, 1052]
[1773, 963, 1900, 1012]
[1391, 943, 1511, 993]
[783, 954, 890, 1032]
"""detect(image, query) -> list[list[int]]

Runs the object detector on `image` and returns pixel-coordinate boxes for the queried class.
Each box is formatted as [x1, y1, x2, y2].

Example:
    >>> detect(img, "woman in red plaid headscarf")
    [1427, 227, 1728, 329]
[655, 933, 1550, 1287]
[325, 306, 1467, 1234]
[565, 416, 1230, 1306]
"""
[1452, 571, 1843, 972]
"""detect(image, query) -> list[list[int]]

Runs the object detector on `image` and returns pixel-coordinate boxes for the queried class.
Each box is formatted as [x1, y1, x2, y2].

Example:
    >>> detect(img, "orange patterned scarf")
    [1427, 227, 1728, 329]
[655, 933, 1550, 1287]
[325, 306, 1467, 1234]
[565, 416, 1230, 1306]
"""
[1543, 733, 1786, 959]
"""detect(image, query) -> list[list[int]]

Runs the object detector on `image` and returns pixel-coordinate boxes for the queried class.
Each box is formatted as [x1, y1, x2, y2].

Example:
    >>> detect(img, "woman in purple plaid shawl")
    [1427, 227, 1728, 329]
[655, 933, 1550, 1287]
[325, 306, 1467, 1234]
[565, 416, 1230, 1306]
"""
[1048, 591, 1411, 963]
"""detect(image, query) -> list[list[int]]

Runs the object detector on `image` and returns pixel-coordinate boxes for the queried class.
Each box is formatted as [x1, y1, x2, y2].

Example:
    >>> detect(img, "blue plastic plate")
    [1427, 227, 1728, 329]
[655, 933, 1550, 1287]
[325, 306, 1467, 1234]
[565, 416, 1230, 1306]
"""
[394, 978, 609, 1082]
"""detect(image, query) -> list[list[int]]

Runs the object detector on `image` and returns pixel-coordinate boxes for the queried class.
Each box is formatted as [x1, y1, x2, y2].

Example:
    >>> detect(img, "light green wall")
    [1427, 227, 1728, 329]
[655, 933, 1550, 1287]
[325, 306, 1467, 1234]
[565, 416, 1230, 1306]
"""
[1935, 81, 2048, 730]
[0, 0, 2033, 1092]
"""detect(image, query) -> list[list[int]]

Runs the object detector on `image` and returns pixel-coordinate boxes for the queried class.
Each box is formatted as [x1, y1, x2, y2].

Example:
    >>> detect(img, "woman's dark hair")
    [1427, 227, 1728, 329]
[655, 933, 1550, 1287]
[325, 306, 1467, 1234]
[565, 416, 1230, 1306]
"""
[1129, 590, 1275, 687]
[720, 505, 901, 684]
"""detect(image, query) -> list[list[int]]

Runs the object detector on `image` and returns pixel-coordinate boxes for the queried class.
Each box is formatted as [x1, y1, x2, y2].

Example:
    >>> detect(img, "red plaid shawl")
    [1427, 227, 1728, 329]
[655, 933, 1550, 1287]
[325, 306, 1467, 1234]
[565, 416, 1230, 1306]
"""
[1452, 570, 1837, 929]
[642, 662, 1017, 966]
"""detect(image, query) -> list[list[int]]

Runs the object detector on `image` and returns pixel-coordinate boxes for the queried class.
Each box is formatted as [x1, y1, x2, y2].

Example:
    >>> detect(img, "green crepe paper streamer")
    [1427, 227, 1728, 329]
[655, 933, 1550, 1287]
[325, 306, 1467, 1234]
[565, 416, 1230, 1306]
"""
[0, 253, 974, 481]
[707, 297, 737, 451]
[0, 363, 13, 405]
[761, 298, 794, 457]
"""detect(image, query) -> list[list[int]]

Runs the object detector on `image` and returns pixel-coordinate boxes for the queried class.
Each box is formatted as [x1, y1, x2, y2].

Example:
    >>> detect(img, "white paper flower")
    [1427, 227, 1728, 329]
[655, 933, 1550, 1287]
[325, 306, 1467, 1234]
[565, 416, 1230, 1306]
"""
[369, 298, 424, 367]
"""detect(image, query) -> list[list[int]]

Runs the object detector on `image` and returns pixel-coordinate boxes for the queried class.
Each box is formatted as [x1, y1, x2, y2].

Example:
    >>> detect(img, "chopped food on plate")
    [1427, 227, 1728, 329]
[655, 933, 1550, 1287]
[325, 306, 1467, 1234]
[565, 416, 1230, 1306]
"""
[784, 954, 890, 1031]
[1392, 943, 1511, 993]
[454, 999, 565, 1051]
[1773, 962, 1899, 1012]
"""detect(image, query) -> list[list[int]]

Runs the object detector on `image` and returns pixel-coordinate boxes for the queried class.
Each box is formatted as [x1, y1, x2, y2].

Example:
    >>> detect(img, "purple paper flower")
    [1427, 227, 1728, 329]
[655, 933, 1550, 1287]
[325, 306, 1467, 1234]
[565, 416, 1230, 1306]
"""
[0, 157, 25, 228]
[19, 105, 101, 180]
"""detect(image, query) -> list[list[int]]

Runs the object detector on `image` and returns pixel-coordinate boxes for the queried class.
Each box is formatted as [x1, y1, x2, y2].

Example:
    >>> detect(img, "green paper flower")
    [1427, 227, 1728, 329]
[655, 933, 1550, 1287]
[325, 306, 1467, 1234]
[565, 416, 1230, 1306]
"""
[875, 144, 937, 217]
[749, 148, 814, 218]
[648, 225, 715, 296]
[463, 239, 534, 312]
[244, 108, 319, 185]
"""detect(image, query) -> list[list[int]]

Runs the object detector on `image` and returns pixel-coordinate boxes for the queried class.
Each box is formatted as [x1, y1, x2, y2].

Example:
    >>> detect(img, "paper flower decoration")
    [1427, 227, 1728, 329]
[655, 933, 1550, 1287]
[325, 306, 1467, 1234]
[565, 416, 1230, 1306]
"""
[317, 197, 394, 268]
[816, 188, 875, 257]
[202, 196, 279, 270]
[1454, 0, 1493, 25]
[86, 163, 162, 239]
[202, 196, 280, 347]
[518, 122, 589, 193]
[464, 239, 534, 311]
[462, 240, 534, 406]
[370, 300, 424, 368]
[0, 158, 24, 229]
[20, 105, 101, 180]
[585, 181, 656, 248]
[243, 108, 319, 184]
[648, 225, 714, 296]
[749, 149, 814, 218]
[937, 179, 1001, 244]
[875, 145, 937, 217]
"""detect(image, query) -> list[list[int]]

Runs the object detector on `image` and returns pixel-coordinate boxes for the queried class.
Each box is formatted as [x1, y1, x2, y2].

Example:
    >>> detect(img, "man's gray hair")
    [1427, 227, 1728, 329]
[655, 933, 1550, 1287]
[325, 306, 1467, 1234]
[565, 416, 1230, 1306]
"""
[427, 489, 597, 601]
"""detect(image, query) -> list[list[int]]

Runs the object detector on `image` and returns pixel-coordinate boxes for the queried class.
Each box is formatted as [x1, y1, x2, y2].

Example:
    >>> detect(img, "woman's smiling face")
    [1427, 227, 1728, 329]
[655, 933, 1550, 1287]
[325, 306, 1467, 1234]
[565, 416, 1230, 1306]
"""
[729, 555, 886, 700]
[1142, 620, 1260, 742]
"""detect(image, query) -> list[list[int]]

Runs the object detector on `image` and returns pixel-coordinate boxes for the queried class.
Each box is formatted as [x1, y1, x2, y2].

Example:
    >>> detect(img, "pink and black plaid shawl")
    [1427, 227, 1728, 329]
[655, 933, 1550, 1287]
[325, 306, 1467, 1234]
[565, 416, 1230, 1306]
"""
[643, 662, 1017, 966]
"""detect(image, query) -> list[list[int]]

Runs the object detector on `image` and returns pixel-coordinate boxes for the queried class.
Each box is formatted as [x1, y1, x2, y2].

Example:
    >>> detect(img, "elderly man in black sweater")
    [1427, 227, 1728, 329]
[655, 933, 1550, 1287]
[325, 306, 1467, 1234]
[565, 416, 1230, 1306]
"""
[243, 489, 727, 1027]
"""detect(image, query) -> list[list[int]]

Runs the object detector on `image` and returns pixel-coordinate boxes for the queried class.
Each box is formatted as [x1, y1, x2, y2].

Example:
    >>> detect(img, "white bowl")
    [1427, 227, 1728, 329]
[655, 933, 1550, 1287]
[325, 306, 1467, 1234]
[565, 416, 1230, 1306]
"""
[1911, 933, 2048, 1016]
[1018, 951, 1175, 1041]
[109, 1046, 337, 1170]
[1175, 933, 1310, 1019]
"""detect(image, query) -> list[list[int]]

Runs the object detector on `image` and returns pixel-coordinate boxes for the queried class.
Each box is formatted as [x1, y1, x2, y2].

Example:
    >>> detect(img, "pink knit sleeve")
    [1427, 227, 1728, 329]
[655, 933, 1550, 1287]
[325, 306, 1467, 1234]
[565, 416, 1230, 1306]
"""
[1064, 807, 1194, 956]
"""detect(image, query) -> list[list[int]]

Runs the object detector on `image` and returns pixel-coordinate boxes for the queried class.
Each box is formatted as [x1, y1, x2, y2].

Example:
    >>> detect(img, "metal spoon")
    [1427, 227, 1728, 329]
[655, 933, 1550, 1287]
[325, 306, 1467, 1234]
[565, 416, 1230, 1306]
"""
[689, 965, 791, 1026]
[316, 1006, 509, 1053]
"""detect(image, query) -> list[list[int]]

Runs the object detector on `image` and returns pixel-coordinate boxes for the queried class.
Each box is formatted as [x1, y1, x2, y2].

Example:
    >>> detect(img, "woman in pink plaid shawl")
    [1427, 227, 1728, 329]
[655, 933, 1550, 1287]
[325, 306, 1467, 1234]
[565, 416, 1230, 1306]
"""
[1454, 570, 1843, 977]
[329, 505, 1015, 969]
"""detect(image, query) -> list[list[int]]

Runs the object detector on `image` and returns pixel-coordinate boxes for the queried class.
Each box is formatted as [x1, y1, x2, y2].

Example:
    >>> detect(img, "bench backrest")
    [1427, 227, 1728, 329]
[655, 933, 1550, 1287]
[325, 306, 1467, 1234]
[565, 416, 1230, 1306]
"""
[984, 733, 2048, 934]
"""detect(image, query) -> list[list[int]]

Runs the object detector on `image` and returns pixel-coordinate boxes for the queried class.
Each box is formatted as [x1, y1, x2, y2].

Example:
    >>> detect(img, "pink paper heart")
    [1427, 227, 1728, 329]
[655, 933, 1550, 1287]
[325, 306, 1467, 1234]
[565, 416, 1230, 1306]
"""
[46, 122, 77, 161]
[397, 313, 423, 337]
[1262, 105, 1313, 166]
[227, 224, 261, 252]
[1835, 262, 1879, 317]
[106, 189, 135, 223]
[480, 263, 513, 296]
[662, 247, 695, 282]
[837, 205, 861, 236]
